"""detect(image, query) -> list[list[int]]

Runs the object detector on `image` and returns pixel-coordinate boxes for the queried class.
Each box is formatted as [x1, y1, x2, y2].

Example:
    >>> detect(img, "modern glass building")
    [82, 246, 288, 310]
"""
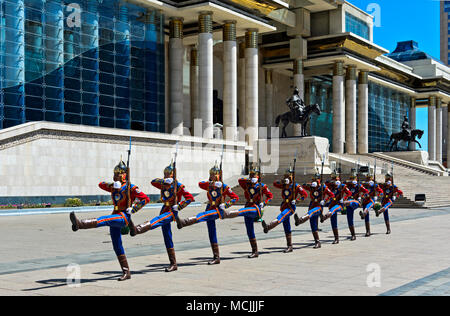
[0, 0, 165, 132]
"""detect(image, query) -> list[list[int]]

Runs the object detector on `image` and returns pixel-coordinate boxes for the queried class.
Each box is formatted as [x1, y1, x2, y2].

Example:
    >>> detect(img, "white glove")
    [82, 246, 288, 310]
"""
[291, 200, 296, 205]
[339, 199, 344, 204]
[259, 202, 264, 209]
[215, 181, 223, 188]
[320, 200, 325, 206]
[335, 181, 341, 186]
[311, 182, 318, 188]
[392, 196, 397, 201]
[125, 207, 133, 215]
[284, 179, 290, 184]
[352, 180, 358, 185]
[251, 178, 258, 184]
[357, 197, 362, 202]
[219, 203, 226, 210]
[113, 181, 122, 189]
[172, 205, 179, 212]
[374, 196, 378, 202]
[164, 178, 174, 184]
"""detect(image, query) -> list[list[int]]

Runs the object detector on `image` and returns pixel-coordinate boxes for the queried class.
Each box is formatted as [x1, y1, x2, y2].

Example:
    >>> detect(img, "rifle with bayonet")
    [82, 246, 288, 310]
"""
[127, 137, 137, 236]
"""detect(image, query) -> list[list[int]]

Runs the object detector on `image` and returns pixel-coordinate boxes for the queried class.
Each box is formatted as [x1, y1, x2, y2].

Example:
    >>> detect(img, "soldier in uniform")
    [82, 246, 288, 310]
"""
[343, 171, 369, 240]
[69, 159, 150, 281]
[222, 164, 273, 258]
[375, 173, 403, 234]
[261, 166, 308, 253]
[131, 161, 194, 272]
[321, 173, 352, 244]
[359, 174, 383, 237]
[294, 173, 334, 249]
[176, 163, 239, 265]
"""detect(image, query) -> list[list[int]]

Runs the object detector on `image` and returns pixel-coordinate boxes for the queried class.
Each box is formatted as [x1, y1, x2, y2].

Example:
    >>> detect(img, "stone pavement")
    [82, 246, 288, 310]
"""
[0, 205, 449, 296]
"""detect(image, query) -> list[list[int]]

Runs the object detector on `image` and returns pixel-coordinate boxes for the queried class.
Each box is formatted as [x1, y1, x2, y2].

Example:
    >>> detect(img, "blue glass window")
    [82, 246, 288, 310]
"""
[345, 12, 369, 40]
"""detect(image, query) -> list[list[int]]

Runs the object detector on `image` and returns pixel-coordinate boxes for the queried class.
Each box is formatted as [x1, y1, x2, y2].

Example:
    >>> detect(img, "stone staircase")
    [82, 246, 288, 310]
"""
[338, 153, 450, 208]
[231, 173, 420, 209]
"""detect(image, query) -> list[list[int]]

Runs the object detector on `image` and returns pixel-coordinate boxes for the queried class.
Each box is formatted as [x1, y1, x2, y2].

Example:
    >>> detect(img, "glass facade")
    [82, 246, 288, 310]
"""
[308, 79, 333, 149]
[345, 12, 369, 40]
[368, 82, 410, 152]
[0, 0, 165, 132]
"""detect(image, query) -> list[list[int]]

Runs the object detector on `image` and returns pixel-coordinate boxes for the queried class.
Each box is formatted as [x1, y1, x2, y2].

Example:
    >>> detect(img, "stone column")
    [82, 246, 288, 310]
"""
[238, 41, 246, 132]
[358, 71, 369, 154]
[245, 29, 259, 147]
[345, 65, 357, 154]
[222, 21, 237, 141]
[198, 11, 214, 138]
[332, 61, 345, 154]
[428, 96, 436, 161]
[447, 103, 450, 167]
[293, 58, 304, 136]
[265, 70, 274, 129]
[169, 17, 184, 135]
[190, 46, 199, 133]
[409, 97, 417, 151]
[436, 97, 443, 163]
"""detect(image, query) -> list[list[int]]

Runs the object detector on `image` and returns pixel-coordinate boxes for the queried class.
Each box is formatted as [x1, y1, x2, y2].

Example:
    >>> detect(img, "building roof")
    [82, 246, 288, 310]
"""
[387, 40, 443, 65]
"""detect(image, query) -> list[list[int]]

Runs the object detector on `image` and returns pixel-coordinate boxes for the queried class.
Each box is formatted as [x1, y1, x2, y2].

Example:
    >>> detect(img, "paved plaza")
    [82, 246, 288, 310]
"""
[0, 204, 449, 296]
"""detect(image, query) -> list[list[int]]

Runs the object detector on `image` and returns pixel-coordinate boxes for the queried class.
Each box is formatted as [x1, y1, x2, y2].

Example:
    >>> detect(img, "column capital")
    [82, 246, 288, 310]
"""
[293, 58, 303, 75]
[223, 20, 236, 42]
[245, 29, 258, 49]
[198, 11, 213, 34]
[436, 97, 442, 108]
[429, 95, 436, 107]
[358, 71, 369, 84]
[333, 61, 344, 76]
[346, 65, 357, 81]
[169, 17, 183, 39]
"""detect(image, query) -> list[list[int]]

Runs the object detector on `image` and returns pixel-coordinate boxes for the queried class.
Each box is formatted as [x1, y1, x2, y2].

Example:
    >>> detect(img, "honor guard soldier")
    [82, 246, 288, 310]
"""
[294, 172, 334, 249]
[261, 166, 308, 253]
[375, 173, 403, 234]
[322, 172, 352, 244]
[69, 159, 150, 281]
[132, 161, 194, 272]
[177, 163, 239, 265]
[224, 164, 273, 258]
[343, 171, 369, 240]
[360, 173, 383, 237]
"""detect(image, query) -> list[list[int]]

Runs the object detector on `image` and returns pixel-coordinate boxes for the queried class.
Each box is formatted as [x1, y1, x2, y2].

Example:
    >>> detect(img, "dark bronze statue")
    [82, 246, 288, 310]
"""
[275, 87, 321, 138]
[388, 116, 424, 151]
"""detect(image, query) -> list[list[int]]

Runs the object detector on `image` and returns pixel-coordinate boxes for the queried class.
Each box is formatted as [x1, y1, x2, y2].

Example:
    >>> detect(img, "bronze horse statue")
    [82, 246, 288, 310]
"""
[388, 129, 424, 151]
[275, 103, 321, 138]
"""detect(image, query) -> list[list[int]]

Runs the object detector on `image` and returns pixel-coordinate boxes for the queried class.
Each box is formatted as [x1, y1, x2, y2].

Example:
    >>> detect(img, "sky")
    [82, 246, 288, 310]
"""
[347, 0, 441, 151]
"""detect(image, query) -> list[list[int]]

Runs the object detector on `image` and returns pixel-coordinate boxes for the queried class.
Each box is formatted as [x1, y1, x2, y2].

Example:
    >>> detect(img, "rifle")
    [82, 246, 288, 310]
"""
[126, 136, 137, 236]
[290, 149, 298, 204]
[219, 144, 225, 207]
[173, 142, 180, 222]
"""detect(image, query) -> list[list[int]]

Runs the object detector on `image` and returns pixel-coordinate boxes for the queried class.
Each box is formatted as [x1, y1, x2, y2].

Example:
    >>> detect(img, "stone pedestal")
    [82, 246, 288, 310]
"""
[383, 151, 429, 165]
[258, 136, 331, 175]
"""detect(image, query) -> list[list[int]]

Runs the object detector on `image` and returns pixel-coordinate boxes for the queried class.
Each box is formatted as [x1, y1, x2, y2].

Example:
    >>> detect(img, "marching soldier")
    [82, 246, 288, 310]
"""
[131, 161, 194, 272]
[343, 171, 369, 240]
[294, 173, 334, 249]
[375, 173, 403, 234]
[69, 159, 150, 281]
[322, 173, 352, 244]
[359, 174, 383, 237]
[261, 166, 308, 253]
[177, 163, 239, 265]
[223, 164, 273, 258]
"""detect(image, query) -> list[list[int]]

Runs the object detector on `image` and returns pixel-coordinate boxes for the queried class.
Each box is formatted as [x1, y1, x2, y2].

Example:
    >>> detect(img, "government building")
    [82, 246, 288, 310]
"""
[0, 0, 449, 203]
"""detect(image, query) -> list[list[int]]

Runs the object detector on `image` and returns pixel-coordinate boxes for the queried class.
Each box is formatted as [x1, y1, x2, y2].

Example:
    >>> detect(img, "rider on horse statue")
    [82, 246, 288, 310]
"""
[286, 87, 305, 119]
[401, 116, 411, 139]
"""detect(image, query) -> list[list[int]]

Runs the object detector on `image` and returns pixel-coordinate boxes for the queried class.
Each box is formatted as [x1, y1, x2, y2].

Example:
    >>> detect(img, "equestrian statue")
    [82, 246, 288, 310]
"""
[388, 116, 424, 151]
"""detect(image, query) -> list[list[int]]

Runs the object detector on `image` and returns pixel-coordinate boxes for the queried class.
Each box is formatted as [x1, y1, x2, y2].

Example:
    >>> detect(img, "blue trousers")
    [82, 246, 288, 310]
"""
[194, 208, 225, 244]
[346, 200, 360, 227]
[307, 205, 322, 232]
[275, 205, 296, 234]
[382, 200, 393, 222]
[146, 209, 177, 249]
[362, 200, 374, 223]
[97, 212, 130, 256]
[328, 204, 342, 229]
[235, 206, 261, 239]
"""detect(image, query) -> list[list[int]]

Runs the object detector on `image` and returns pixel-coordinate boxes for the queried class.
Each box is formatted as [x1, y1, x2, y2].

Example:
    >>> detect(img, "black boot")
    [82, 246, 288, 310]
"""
[248, 238, 259, 258]
[313, 231, 321, 249]
[165, 248, 178, 272]
[117, 254, 131, 281]
[70, 212, 97, 231]
[262, 219, 278, 234]
[349, 226, 356, 241]
[332, 228, 339, 244]
[208, 243, 220, 265]
[365, 221, 371, 237]
[283, 233, 293, 253]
